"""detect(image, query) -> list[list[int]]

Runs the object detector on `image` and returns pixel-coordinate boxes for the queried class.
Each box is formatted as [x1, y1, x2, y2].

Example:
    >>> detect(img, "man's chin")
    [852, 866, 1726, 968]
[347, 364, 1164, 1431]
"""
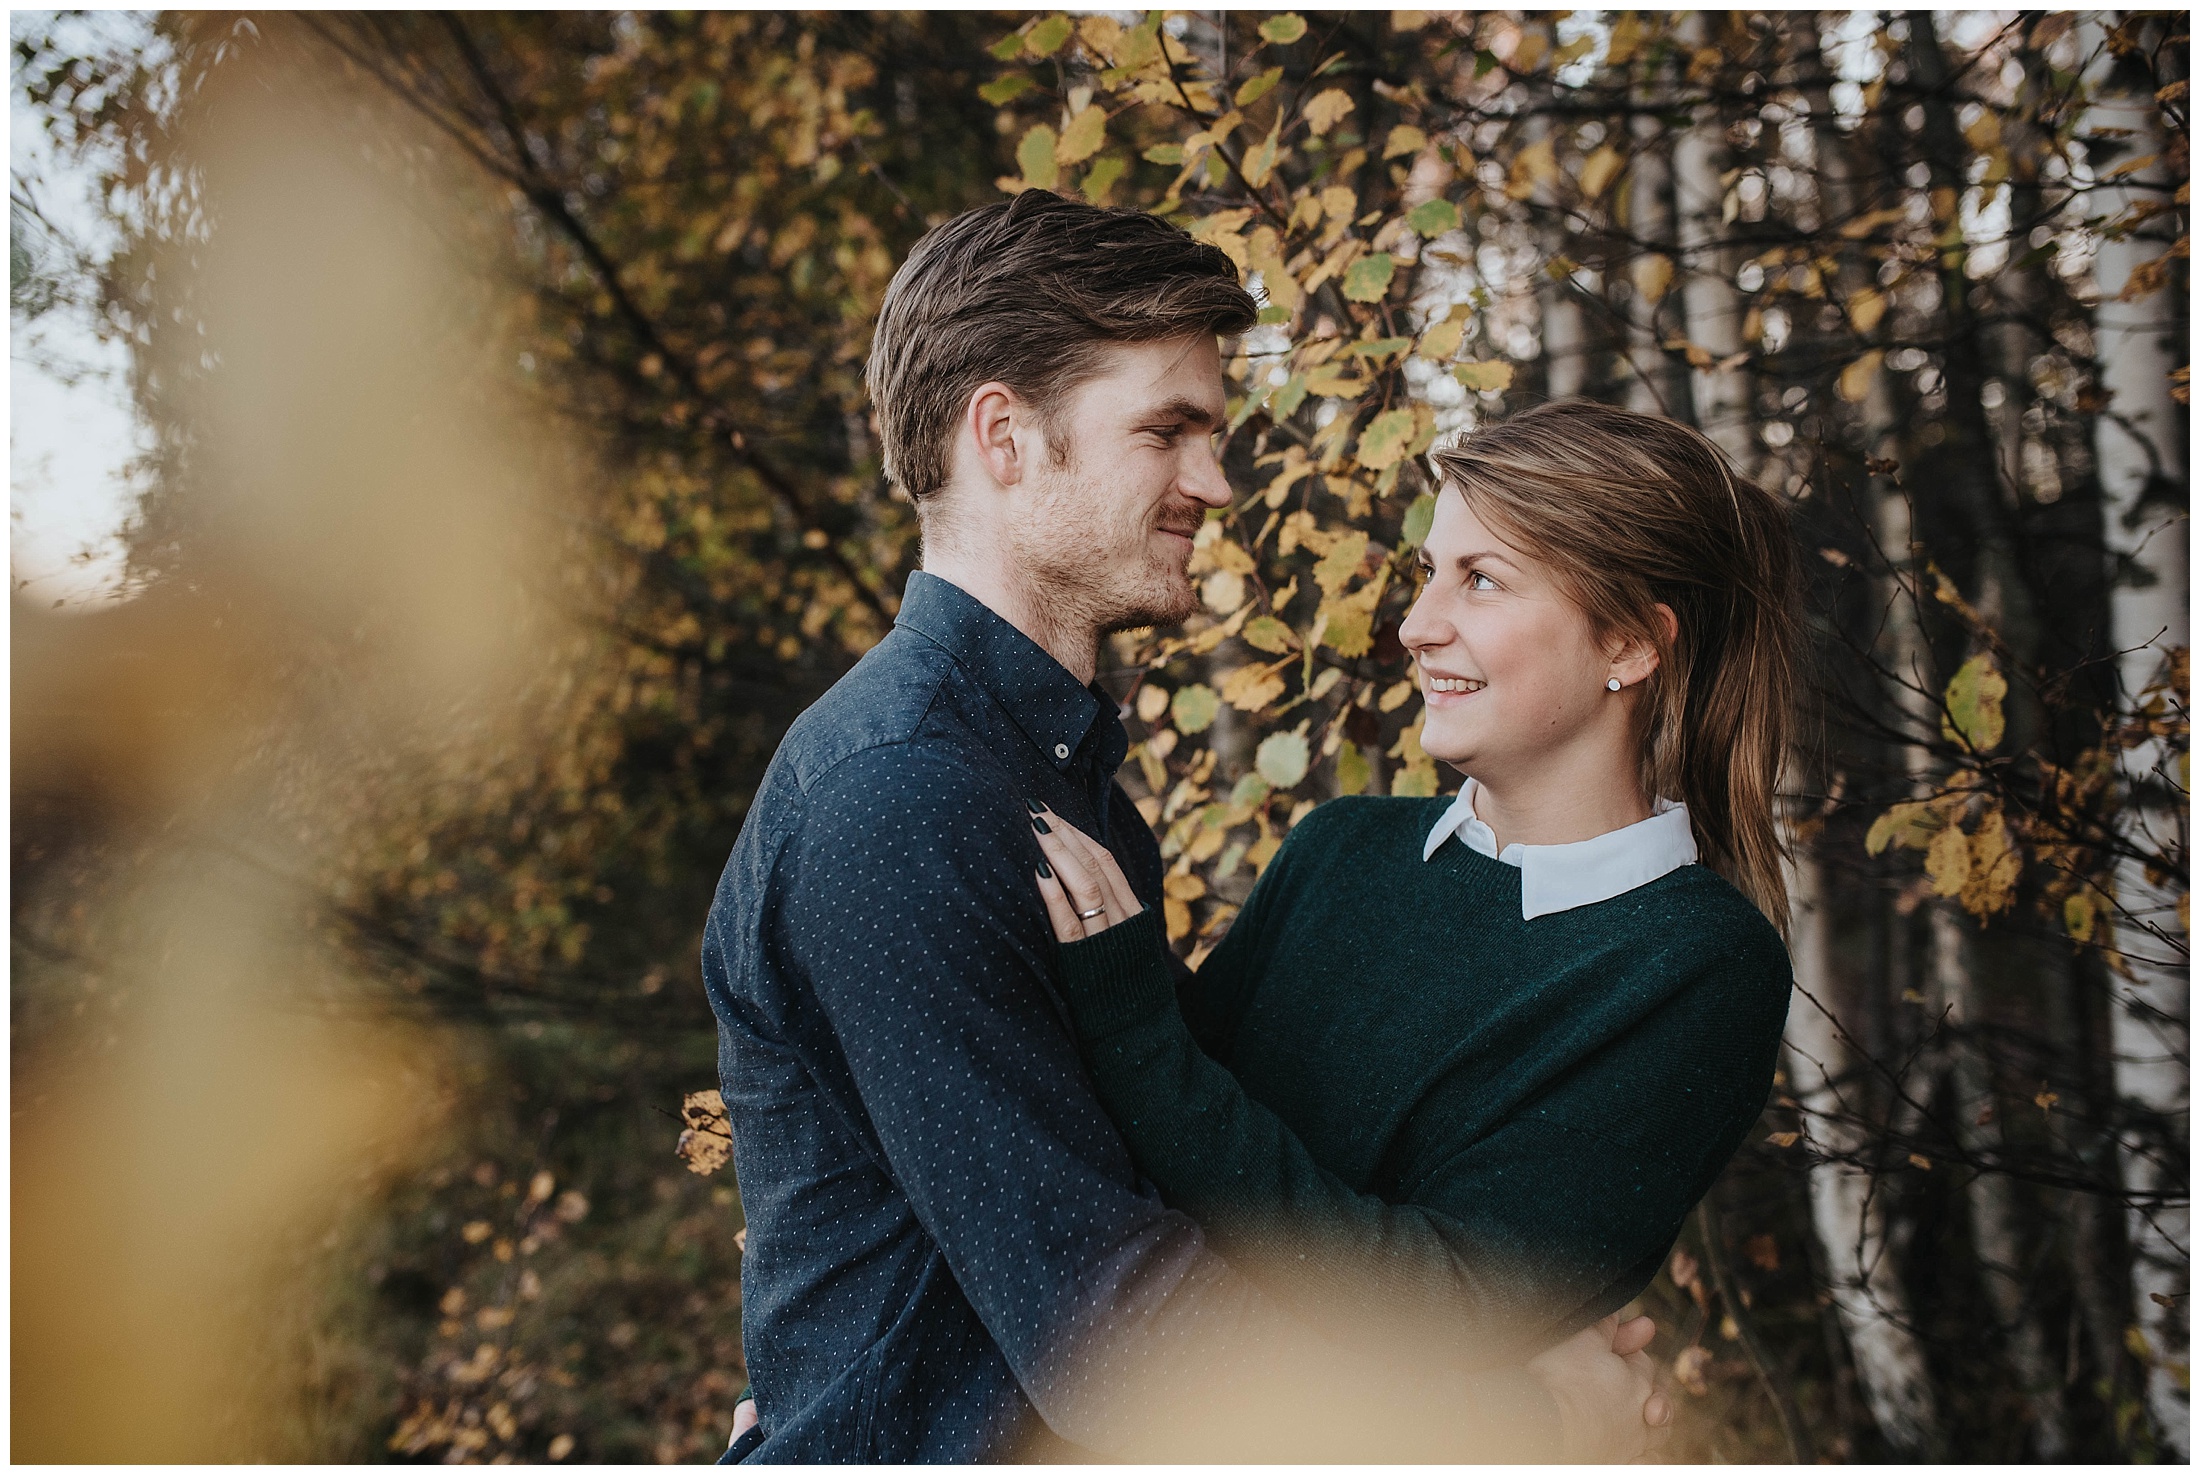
[1102, 581, 1199, 635]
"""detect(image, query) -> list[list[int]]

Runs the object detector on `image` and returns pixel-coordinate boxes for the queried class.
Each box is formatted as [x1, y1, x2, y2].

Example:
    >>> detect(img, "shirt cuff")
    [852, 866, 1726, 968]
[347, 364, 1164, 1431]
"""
[1055, 907, 1178, 1040]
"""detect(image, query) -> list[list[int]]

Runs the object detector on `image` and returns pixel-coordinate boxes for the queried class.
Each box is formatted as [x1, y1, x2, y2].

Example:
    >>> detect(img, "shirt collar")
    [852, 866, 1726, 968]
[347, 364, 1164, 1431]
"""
[1421, 776, 1699, 920]
[895, 570, 1124, 774]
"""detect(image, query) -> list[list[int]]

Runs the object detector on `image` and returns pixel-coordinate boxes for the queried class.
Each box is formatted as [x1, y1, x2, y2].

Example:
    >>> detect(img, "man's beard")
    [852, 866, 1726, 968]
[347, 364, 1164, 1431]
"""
[1010, 469, 1204, 649]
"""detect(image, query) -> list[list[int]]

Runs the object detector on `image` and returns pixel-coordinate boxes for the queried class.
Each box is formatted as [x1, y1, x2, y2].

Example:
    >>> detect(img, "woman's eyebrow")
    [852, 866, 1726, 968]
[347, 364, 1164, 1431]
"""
[1453, 549, 1521, 571]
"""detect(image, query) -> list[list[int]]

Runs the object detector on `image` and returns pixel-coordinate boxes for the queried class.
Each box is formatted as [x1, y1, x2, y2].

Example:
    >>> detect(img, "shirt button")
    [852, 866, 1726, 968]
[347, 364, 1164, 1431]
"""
[1054, 743, 1070, 760]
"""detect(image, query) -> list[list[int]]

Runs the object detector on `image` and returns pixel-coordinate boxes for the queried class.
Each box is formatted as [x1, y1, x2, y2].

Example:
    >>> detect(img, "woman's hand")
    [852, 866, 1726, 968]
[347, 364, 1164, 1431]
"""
[1029, 803, 1147, 943]
[1523, 1313, 1671, 1463]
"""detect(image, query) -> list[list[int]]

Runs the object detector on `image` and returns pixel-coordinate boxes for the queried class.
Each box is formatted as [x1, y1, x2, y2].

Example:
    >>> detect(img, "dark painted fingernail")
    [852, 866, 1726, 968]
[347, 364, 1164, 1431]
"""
[1037, 859, 1053, 879]
[1024, 797, 1045, 813]
[1032, 815, 1051, 834]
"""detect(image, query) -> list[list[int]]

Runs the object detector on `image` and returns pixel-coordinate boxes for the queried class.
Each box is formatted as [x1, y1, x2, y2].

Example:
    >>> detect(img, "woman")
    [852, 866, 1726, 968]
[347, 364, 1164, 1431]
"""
[1030, 399, 1799, 1371]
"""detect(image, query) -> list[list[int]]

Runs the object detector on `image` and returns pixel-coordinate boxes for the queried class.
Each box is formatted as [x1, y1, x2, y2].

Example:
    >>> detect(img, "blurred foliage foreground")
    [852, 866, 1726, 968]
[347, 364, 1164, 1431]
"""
[12, 9, 2188, 1465]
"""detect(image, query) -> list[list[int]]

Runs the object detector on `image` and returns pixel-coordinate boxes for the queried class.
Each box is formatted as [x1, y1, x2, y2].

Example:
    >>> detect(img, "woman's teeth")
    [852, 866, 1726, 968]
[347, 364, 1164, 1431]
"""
[1426, 677, 1485, 694]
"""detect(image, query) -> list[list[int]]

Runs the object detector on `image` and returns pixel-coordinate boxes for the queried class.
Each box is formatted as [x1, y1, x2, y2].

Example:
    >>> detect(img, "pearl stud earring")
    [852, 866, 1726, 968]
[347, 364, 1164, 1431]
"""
[1606, 677, 1622, 692]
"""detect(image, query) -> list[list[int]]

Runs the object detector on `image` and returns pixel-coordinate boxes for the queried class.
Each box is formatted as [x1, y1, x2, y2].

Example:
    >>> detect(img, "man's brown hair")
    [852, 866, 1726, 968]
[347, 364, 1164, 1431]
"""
[866, 190, 1258, 502]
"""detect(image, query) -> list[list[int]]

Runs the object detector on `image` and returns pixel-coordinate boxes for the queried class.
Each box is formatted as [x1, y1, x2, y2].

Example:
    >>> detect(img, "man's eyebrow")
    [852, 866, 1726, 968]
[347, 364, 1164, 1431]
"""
[1138, 396, 1221, 427]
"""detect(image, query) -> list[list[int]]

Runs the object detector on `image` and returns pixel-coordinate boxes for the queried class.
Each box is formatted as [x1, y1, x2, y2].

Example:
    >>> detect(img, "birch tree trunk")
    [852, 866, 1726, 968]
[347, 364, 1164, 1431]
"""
[1670, 13, 1749, 463]
[1622, 33, 1690, 422]
[1892, 16, 2073, 1454]
[1784, 841, 1944, 1457]
[2083, 16, 2191, 1458]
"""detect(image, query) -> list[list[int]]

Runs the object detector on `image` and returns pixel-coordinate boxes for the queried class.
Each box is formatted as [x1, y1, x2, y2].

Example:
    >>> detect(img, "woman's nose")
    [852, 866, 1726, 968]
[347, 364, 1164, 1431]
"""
[1398, 584, 1441, 656]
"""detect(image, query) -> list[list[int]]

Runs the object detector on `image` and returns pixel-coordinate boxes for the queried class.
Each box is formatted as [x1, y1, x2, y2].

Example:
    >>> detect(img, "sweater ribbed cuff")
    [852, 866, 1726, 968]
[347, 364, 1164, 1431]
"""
[1056, 907, 1178, 1041]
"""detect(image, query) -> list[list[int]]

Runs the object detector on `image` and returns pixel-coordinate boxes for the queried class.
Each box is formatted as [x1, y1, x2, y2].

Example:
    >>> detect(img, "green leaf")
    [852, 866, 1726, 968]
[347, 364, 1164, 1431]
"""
[1341, 252, 1396, 302]
[2064, 890, 2097, 942]
[1259, 12, 1308, 44]
[1171, 683, 1220, 734]
[1270, 374, 1308, 420]
[1142, 143, 1185, 166]
[1256, 303, 1292, 325]
[1024, 14, 1074, 57]
[1236, 66, 1284, 108]
[1336, 740, 1371, 796]
[1243, 615, 1295, 654]
[1256, 730, 1311, 790]
[1229, 771, 1272, 809]
[1942, 653, 2008, 751]
[1473, 48, 1498, 78]
[978, 74, 1037, 106]
[1081, 153, 1127, 203]
[1356, 407, 1418, 470]
[1401, 493, 1437, 547]
[989, 31, 1028, 61]
[1017, 124, 1060, 190]
[1346, 336, 1412, 359]
[1406, 197, 1461, 238]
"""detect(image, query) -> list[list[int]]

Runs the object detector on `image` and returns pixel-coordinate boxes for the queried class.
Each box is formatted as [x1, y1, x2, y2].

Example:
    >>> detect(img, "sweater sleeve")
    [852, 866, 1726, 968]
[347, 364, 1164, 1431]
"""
[1055, 911, 1787, 1368]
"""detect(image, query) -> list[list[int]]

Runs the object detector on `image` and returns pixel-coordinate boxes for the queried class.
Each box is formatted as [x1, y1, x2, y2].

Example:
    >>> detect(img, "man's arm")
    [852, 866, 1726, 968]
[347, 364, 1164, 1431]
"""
[763, 745, 1586, 1460]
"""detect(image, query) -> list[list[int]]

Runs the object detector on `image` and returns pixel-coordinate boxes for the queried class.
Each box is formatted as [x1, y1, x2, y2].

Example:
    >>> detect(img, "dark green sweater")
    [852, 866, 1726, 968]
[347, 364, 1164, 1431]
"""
[1057, 795, 1793, 1370]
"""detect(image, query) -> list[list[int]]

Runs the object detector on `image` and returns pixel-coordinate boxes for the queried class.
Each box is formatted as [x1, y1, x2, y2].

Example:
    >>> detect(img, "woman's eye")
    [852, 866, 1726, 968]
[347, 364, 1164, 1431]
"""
[1467, 571, 1499, 591]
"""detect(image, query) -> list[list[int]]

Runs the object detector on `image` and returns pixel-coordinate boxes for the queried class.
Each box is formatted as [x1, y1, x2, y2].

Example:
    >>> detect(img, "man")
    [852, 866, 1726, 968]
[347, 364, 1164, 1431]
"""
[703, 190, 1665, 1462]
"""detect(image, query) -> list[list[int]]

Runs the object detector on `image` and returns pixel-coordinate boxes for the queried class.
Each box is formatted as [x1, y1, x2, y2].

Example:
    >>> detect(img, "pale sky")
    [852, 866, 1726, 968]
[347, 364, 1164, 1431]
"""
[11, 10, 154, 611]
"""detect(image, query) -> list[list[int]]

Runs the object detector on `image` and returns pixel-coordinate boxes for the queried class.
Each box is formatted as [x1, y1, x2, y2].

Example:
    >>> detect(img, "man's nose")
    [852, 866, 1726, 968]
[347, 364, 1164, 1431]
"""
[1180, 437, 1233, 509]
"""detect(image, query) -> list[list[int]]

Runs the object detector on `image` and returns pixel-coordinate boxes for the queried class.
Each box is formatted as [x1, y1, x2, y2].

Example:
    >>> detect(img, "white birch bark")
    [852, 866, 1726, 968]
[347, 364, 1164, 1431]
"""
[2082, 17, 2190, 1457]
[1784, 843, 1943, 1456]
[1670, 13, 1750, 463]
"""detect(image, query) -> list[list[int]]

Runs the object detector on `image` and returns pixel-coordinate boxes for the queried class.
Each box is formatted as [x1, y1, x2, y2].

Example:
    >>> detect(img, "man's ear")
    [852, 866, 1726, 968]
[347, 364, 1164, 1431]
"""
[1610, 603, 1677, 687]
[962, 381, 1034, 489]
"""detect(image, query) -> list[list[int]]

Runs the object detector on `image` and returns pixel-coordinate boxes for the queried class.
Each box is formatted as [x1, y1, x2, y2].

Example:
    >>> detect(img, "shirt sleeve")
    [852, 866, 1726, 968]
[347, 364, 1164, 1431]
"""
[771, 744, 1564, 1459]
[1055, 907, 1787, 1368]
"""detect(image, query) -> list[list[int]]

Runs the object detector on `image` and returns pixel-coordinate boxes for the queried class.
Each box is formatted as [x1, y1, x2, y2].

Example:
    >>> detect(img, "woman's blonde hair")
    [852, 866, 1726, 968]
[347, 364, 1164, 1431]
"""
[1428, 400, 1801, 930]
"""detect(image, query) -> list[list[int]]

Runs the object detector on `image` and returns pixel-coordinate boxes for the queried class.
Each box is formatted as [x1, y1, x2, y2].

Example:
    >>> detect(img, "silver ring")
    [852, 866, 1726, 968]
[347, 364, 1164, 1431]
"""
[1075, 905, 1107, 921]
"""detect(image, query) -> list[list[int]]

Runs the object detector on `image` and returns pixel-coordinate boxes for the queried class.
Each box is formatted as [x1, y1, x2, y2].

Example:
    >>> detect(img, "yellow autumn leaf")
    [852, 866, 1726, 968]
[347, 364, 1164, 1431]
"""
[1220, 661, 1289, 712]
[1632, 253, 1674, 303]
[1356, 407, 1419, 470]
[1056, 104, 1107, 166]
[1164, 896, 1192, 940]
[1416, 318, 1465, 363]
[1135, 684, 1170, 723]
[1313, 529, 1370, 595]
[1942, 653, 2008, 752]
[1577, 145, 1622, 200]
[1507, 137, 1557, 198]
[1454, 360, 1515, 392]
[1383, 124, 1428, 159]
[1847, 287, 1887, 334]
[1379, 678, 1416, 712]
[1838, 350, 1883, 403]
[1305, 88, 1356, 136]
[1960, 810, 2022, 917]
[1926, 823, 1971, 897]
[1163, 871, 1208, 901]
